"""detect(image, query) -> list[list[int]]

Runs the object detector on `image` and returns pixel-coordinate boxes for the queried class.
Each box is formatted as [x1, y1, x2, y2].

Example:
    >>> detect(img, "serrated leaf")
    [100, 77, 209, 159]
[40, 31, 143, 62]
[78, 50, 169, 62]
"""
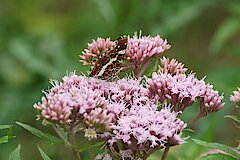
[192, 138, 240, 159]
[9, 144, 21, 160]
[200, 153, 237, 160]
[16, 122, 63, 144]
[38, 145, 52, 160]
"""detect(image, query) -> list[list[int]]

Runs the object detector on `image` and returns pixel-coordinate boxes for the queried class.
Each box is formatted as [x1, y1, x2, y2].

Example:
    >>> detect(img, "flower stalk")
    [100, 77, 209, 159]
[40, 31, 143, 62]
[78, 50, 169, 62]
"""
[161, 145, 170, 160]
[69, 128, 82, 160]
[52, 124, 72, 148]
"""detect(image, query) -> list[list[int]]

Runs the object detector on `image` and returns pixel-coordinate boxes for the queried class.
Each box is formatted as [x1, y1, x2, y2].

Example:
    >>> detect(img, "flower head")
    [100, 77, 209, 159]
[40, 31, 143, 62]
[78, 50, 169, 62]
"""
[109, 78, 149, 106]
[199, 84, 225, 116]
[83, 107, 115, 131]
[158, 57, 187, 75]
[34, 95, 72, 124]
[230, 87, 240, 106]
[80, 38, 115, 65]
[126, 33, 171, 68]
[34, 73, 108, 126]
[84, 128, 97, 140]
[108, 103, 187, 158]
[147, 72, 206, 111]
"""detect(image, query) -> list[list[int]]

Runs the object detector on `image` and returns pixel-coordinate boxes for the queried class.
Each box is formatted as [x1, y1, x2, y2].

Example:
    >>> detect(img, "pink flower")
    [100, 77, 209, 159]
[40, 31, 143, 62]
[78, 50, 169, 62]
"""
[108, 103, 187, 159]
[80, 38, 115, 65]
[109, 78, 149, 106]
[83, 107, 115, 131]
[126, 33, 171, 68]
[34, 73, 108, 125]
[34, 95, 72, 124]
[230, 87, 240, 106]
[147, 72, 206, 112]
[158, 57, 187, 75]
[198, 84, 225, 116]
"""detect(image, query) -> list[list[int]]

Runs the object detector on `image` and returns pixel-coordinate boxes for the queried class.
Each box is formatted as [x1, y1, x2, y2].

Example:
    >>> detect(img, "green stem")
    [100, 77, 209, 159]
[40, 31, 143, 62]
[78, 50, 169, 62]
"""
[188, 112, 201, 126]
[161, 145, 170, 160]
[52, 124, 71, 148]
[144, 145, 163, 159]
[137, 60, 151, 77]
[88, 148, 94, 160]
[69, 128, 82, 160]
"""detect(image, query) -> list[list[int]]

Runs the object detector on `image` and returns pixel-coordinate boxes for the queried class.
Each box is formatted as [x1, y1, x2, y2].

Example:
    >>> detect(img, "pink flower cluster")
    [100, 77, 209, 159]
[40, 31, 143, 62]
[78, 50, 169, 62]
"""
[34, 74, 112, 131]
[34, 32, 226, 160]
[147, 72, 205, 111]
[230, 87, 240, 106]
[34, 72, 187, 159]
[80, 38, 115, 65]
[158, 57, 187, 75]
[126, 33, 171, 67]
[109, 78, 149, 106]
[198, 84, 224, 116]
[108, 104, 186, 159]
[147, 58, 224, 114]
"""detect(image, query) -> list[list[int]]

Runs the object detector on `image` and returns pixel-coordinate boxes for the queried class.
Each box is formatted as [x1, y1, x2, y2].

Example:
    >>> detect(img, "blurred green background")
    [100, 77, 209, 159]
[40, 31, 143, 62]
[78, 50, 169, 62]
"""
[0, 0, 240, 159]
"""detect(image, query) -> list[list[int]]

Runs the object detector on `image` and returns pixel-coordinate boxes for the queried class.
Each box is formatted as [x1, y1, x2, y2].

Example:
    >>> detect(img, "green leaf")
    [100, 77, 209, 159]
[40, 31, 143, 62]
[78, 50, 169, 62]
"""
[0, 136, 9, 144]
[200, 153, 237, 160]
[77, 141, 105, 152]
[0, 125, 13, 130]
[184, 128, 196, 133]
[38, 145, 52, 160]
[192, 138, 240, 159]
[7, 126, 16, 139]
[16, 122, 63, 144]
[9, 144, 21, 160]
[0, 125, 15, 143]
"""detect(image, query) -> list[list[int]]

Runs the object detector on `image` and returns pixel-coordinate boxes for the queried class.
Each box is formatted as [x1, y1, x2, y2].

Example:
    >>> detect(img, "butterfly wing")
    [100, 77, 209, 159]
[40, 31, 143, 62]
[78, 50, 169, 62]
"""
[89, 36, 128, 81]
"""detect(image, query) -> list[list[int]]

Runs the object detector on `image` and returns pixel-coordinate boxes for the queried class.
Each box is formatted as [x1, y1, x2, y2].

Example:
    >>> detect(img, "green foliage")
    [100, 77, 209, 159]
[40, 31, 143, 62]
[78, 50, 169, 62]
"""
[77, 141, 104, 152]
[200, 153, 237, 160]
[192, 138, 240, 159]
[16, 122, 63, 144]
[38, 145, 52, 160]
[9, 144, 21, 160]
[0, 125, 15, 144]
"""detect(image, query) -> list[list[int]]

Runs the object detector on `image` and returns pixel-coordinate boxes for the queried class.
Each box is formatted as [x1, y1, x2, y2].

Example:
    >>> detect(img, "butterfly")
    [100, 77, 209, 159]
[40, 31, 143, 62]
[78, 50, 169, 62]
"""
[89, 36, 128, 81]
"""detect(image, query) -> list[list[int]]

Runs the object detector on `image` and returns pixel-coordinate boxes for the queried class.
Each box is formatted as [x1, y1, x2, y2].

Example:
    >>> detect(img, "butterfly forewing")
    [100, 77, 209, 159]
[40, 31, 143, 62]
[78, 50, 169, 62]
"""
[89, 36, 128, 81]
